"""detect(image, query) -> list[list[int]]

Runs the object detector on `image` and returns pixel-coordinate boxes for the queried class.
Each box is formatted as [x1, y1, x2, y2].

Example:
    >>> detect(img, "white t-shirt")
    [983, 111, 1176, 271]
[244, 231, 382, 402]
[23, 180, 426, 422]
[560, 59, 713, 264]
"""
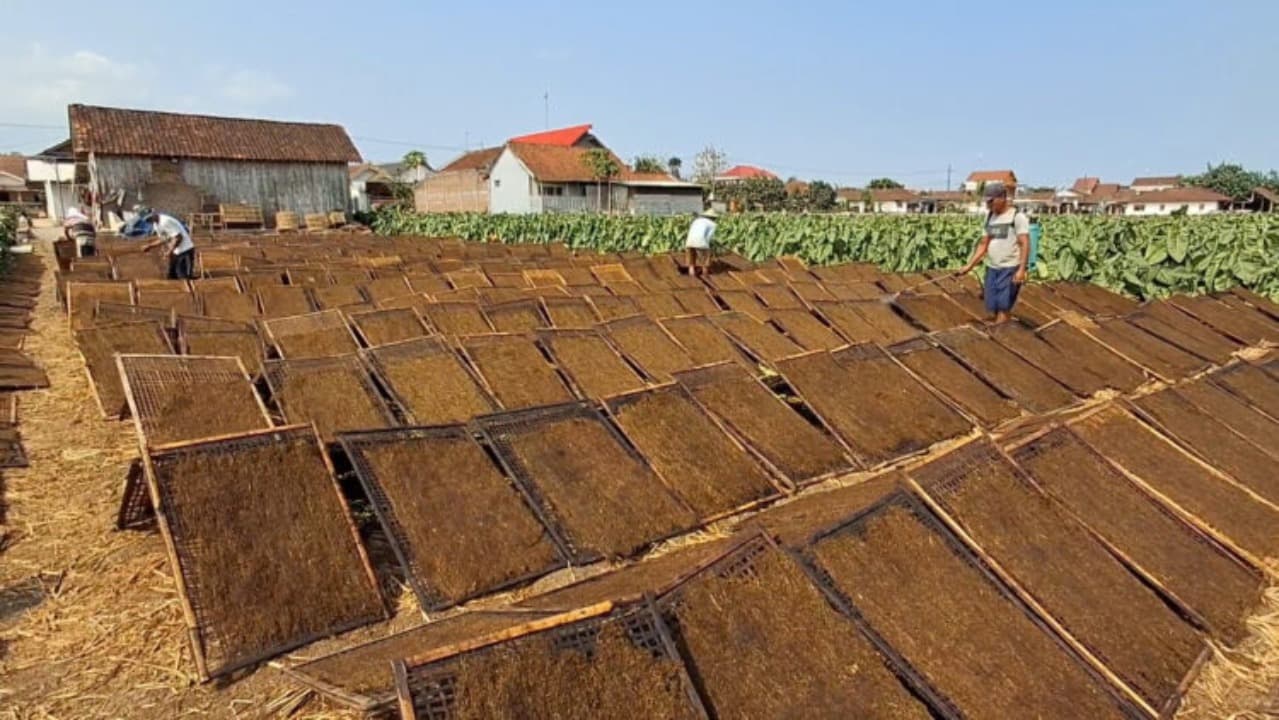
[984, 209, 1030, 269]
[154, 214, 194, 255]
[686, 217, 716, 250]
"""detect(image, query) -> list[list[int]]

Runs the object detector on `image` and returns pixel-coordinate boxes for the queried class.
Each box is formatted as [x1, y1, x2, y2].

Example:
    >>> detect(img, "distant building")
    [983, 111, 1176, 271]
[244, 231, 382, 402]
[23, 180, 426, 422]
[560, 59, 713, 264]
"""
[1117, 187, 1229, 216]
[918, 190, 982, 214]
[835, 187, 920, 214]
[349, 164, 395, 213]
[1131, 175, 1182, 193]
[415, 146, 503, 213]
[486, 124, 701, 216]
[68, 104, 361, 226]
[963, 169, 1017, 193]
[1243, 187, 1279, 213]
[716, 165, 779, 183]
[0, 154, 40, 209]
[26, 140, 78, 219]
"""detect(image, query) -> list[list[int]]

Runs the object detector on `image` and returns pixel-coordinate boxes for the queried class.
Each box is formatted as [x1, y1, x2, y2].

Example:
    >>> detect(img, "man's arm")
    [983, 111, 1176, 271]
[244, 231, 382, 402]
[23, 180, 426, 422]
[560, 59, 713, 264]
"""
[958, 236, 991, 274]
[1013, 233, 1030, 284]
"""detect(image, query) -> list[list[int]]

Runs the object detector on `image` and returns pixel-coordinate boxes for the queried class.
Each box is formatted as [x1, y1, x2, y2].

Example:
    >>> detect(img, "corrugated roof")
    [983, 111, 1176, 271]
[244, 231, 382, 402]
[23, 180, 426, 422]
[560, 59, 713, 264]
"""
[508, 124, 593, 147]
[68, 104, 362, 163]
[441, 146, 503, 173]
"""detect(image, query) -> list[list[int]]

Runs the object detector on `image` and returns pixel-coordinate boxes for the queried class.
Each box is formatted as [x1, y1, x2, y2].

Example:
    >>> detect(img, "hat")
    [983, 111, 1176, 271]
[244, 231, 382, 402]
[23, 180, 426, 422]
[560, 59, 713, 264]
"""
[700, 208, 720, 219]
[983, 183, 1009, 200]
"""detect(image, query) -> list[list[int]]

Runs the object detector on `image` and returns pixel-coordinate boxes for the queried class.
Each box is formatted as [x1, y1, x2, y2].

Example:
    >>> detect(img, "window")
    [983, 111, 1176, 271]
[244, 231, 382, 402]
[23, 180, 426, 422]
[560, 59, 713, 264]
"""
[541, 185, 564, 197]
[1133, 204, 1145, 211]
[494, 179, 501, 188]
[1159, 204, 1165, 211]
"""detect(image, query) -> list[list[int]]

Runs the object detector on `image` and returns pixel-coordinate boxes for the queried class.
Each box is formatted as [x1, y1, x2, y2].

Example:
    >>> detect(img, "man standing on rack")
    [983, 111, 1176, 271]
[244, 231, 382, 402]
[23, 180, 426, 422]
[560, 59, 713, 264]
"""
[685, 208, 719, 277]
[141, 210, 196, 280]
[957, 184, 1029, 324]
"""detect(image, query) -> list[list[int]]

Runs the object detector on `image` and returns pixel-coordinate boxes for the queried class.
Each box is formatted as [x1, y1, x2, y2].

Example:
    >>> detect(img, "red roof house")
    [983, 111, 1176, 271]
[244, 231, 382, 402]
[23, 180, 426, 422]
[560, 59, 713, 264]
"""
[716, 165, 778, 182]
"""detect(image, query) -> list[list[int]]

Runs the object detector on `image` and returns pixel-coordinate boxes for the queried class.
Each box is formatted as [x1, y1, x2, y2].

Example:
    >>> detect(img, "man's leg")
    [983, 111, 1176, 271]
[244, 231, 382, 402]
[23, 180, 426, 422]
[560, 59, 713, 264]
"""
[686, 247, 697, 277]
[698, 247, 711, 276]
[982, 267, 1000, 323]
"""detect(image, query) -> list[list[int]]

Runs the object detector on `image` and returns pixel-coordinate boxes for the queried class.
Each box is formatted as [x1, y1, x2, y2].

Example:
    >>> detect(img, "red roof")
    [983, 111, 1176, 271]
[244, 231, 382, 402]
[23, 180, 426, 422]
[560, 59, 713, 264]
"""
[0, 154, 26, 180]
[508, 124, 593, 147]
[718, 165, 778, 180]
[1071, 177, 1099, 194]
[68, 104, 361, 163]
[966, 169, 1017, 184]
[1120, 187, 1229, 204]
[441, 146, 503, 173]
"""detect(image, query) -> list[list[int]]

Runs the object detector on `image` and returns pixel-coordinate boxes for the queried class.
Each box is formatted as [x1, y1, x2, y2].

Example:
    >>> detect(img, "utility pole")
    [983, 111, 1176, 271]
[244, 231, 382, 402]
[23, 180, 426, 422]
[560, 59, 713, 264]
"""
[543, 91, 549, 129]
[946, 164, 952, 191]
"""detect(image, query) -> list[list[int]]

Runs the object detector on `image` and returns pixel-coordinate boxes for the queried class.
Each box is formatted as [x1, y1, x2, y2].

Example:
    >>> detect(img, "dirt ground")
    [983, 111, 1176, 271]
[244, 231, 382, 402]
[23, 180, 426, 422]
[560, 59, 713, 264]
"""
[0, 233, 386, 719]
[0, 229, 1276, 718]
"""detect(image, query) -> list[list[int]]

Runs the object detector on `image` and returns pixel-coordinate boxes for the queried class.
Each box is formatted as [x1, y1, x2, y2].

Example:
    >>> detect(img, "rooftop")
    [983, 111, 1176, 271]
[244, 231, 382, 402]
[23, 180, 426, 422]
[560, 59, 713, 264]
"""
[68, 104, 362, 163]
[717, 165, 778, 181]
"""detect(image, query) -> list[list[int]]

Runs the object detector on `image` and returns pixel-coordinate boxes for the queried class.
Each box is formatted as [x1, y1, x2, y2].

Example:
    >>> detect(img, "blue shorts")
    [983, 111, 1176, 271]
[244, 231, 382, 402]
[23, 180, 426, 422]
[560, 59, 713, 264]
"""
[984, 266, 1021, 314]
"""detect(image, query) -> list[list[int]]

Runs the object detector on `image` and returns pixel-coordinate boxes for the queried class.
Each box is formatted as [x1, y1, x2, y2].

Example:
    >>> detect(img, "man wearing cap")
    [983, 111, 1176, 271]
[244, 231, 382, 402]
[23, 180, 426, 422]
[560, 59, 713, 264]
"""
[685, 208, 719, 277]
[958, 184, 1029, 323]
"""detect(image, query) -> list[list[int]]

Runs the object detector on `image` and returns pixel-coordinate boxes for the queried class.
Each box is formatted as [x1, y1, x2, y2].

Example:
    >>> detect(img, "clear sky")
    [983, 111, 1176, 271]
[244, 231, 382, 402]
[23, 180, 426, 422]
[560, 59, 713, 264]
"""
[2, 0, 1275, 189]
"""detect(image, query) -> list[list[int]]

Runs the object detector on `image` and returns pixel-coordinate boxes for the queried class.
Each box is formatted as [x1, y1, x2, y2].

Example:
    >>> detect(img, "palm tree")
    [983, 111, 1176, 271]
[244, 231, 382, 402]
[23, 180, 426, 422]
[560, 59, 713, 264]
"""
[667, 156, 683, 179]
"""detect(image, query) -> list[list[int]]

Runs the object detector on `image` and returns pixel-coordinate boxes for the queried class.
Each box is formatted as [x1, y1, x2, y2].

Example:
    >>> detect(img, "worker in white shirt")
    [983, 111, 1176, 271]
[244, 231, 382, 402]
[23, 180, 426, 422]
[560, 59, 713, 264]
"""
[141, 210, 197, 280]
[685, 208, 719, 277]
[63, 207, 97, 257]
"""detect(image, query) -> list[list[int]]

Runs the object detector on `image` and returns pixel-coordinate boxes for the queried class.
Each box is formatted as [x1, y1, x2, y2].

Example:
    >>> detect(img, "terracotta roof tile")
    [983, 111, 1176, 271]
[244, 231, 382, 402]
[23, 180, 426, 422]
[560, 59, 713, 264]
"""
[1071, 177, 1099, 194]
[507, 144, 627, 183]
[0, 154, 26, 180]
[1120, 187, 1229, 204]
[966, 169, 1017, 184]
[717, 165, 777, 180]
[1131, 175, 1182, 187]
[442, 146, 503, 173]
[68, 104, 361, 163]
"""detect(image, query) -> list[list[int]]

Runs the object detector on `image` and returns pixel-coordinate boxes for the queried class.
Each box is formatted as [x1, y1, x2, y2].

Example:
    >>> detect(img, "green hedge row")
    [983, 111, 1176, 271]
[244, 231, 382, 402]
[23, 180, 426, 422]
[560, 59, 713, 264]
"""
[373, 208, 1279, 300]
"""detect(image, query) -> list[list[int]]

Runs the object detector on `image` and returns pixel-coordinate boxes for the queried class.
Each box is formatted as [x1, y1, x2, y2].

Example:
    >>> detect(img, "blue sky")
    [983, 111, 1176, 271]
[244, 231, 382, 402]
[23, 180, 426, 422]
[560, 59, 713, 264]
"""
[2, 0, 1275, 189]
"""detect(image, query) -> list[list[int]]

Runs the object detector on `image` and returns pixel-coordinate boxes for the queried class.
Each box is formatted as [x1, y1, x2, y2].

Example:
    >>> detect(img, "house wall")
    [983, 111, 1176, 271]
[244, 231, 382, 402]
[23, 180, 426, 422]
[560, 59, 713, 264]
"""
[1123, 201, 1221, 216]
[91, 156, 349, 222]
[875, 200, 910, 214]
[415, 169, 490, 213]
[488, 150, 535, 214]
[26, 158, 80, 219]
[628, 187, 704, 216]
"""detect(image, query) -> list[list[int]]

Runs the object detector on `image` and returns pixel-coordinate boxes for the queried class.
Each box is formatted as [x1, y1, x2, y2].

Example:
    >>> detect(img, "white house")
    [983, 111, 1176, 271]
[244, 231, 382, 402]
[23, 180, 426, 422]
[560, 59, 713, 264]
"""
[1117, 187, 1228, 216]
[836, 187, 921, 214]
[488, 124, 702, 215]
[1131, 175, 1181, 193]
[349, 163, 394, 213]
[25, 141, 78, 219]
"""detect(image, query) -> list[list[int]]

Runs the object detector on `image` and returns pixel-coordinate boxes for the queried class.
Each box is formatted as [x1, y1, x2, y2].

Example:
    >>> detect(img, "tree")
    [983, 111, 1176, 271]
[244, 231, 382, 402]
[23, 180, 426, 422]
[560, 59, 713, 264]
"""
[402, 150, 428, 170]
[867, 177, 903, 189]
[808, 180, 837, 211]
[717, 176, 785, 212]
[1186, 163, 1279, 202]
[692, 145, 728, 188]
[667, 156, 683, 179]
[581, 149, 621, 212]
[632, 156, 665, 174]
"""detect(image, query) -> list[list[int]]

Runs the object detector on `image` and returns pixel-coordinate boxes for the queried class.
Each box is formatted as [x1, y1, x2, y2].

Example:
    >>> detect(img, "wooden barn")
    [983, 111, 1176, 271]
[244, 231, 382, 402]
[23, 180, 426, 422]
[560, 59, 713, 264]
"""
[68, 104, 362, 228]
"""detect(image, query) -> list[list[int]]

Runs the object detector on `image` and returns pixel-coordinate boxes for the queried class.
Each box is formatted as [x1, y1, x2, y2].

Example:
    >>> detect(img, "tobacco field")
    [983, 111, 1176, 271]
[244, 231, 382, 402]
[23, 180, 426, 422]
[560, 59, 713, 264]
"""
[373, 209, 1279, 300]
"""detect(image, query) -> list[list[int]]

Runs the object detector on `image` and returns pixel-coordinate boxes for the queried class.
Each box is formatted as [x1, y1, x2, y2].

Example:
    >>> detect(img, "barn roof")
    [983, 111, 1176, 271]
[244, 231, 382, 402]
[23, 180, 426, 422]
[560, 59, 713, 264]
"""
[68, 104, 362, 163]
